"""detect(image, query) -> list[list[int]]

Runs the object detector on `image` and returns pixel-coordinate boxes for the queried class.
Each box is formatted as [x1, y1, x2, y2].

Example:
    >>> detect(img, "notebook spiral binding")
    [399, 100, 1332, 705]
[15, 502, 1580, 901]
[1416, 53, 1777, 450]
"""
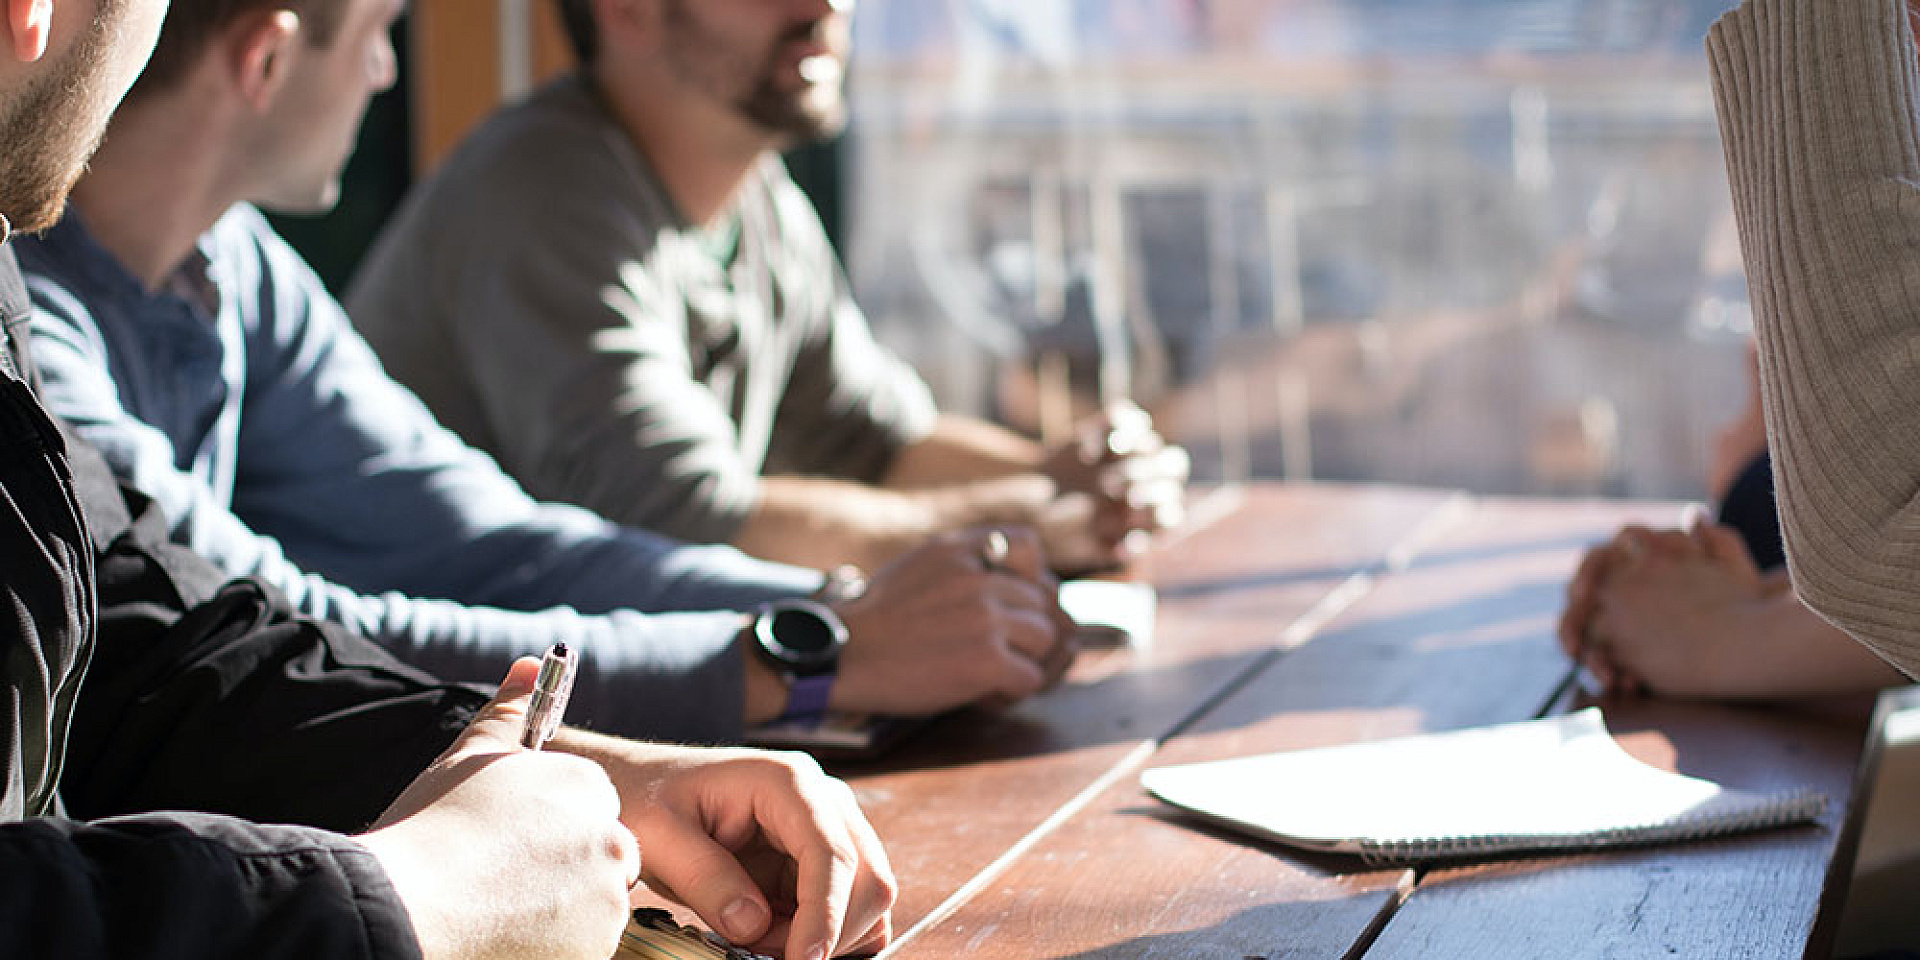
[1353, 788, 1828, 867]
[617, 907, 775, 960]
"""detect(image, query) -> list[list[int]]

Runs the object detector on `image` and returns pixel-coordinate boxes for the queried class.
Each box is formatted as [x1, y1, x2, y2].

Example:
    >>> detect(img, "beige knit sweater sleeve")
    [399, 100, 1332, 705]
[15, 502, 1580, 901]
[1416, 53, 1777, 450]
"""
[1709, 0, 1920, 678]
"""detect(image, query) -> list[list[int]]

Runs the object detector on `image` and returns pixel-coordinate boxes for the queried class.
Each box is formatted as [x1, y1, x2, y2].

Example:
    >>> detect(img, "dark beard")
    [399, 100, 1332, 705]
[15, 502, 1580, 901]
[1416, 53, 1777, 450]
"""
[660, 1, 847, 147]
[0, 0, 129, 234]
[737, 75, 845, 146]
[735, 29, 847, 146]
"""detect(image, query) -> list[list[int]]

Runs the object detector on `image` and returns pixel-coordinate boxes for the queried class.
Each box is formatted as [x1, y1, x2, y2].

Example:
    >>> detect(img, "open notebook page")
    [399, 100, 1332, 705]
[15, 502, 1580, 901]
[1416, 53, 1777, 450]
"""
[1142, 708, 1824, 862]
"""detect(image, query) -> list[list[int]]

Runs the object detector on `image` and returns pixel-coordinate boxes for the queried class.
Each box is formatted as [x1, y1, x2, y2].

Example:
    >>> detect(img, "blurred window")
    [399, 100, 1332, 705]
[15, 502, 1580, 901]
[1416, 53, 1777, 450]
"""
[843, 0, 1750, 497]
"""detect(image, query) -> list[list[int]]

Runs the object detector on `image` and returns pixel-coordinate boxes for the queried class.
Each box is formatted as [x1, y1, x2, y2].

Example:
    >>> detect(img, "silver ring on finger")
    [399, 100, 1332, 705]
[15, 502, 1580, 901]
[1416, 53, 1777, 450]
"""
[982, 529, 1011, 571]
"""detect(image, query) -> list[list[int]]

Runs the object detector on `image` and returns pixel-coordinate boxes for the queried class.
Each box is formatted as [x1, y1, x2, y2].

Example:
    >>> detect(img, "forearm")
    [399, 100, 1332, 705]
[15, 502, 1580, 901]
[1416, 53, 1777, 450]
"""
[68, 564, 483, 833]
[371, 602, 757, 745]
[883, 414, 1045, 488]
[565, 629, 795, 730]
[733, 474, 1051, 571]
[0, 816, 420, 960]
[218, 280, 820, 617]
[731, 477, 941, 570]
[1710, 0, 1920, 673]
[429, 512, 823, 615]
[1709, 593, 1908, 699]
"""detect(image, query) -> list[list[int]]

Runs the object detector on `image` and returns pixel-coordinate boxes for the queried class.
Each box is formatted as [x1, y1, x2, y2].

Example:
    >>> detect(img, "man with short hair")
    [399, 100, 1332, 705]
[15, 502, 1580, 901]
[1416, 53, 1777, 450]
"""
[0, 1, 895, 957]
[23, 0, 1076, 743]
[347, 0, 1189, 576]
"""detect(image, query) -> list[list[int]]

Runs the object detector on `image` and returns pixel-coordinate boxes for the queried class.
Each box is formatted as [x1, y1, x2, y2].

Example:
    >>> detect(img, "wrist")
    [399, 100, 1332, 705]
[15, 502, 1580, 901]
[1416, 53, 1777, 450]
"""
[1707, 598, 1807, 698]
[852, 491, 944, 570]
[743, 637, 788, 726]
[932, 475, 1056, 528]
[355, 831, 456, 960]
[745, 600, 849, 727]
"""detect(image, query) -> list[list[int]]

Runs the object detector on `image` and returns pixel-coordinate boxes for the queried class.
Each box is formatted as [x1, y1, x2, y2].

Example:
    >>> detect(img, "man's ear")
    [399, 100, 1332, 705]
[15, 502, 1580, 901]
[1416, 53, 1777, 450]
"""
[7, 0, 52, 63]
[228, 9, 301, 111]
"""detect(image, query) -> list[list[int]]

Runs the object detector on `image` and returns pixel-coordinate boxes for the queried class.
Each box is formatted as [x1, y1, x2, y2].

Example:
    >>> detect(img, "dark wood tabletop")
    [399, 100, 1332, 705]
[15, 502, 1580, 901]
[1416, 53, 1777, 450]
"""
[830, 484, 1879, 960]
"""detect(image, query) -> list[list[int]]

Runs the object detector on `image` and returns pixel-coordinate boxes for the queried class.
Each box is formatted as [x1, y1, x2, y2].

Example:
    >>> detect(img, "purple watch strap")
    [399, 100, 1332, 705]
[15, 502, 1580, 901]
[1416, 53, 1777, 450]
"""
[778, 673, 835, 728]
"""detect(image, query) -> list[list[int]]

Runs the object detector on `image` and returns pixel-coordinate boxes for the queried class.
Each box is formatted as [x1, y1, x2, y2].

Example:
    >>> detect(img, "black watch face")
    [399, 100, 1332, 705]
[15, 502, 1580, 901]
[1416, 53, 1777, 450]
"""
[757, 601, 845, 674]
[772, 606, 837, 655]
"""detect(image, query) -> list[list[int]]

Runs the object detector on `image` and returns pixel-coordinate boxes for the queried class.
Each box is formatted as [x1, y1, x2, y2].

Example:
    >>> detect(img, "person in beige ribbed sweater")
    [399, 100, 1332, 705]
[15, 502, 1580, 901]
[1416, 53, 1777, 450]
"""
[1708, 14, 1920, 949]
[1706, 0, 1920, 683]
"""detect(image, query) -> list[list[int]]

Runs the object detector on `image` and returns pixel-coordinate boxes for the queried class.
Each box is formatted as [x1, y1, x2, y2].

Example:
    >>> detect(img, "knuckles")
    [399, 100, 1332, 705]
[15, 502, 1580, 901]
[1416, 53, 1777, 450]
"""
[871, 864, 902, 913]
[729, 748, 828, 793]
[602, 823, 640, 871]
[508, 751, 619, 797]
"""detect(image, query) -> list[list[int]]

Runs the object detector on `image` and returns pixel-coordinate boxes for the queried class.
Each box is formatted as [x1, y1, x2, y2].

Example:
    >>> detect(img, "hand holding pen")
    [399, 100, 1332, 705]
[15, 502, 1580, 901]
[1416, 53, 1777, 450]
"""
[360, 654, 636, 960]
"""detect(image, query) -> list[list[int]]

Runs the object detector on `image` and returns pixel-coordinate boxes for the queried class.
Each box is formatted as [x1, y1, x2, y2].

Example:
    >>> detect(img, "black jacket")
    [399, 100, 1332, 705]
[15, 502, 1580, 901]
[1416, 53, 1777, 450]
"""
[1, 243, 488, 959]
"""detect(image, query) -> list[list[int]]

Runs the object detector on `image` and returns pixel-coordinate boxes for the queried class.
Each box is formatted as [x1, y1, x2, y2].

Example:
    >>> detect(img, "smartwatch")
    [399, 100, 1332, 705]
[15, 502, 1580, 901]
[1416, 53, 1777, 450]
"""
[751, 599, 849, 727]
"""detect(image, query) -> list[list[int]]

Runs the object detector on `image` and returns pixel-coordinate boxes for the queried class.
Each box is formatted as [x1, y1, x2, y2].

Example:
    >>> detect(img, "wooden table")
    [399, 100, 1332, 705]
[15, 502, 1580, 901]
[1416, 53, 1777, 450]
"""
[829, 484, 1880, 960]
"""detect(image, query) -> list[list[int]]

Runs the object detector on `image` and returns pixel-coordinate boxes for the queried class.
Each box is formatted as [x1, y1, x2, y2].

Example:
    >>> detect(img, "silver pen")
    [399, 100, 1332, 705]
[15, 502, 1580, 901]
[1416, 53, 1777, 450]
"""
[521, 642, 577, 750]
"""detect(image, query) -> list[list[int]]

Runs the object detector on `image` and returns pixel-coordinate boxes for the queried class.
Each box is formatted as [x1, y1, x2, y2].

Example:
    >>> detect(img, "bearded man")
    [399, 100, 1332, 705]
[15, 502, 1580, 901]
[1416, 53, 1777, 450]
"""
[347, 0, 1188, 576]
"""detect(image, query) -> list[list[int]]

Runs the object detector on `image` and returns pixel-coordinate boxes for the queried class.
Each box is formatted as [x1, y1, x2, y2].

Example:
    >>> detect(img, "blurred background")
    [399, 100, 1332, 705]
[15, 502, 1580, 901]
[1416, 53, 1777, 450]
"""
[293, 0, 1750, 500]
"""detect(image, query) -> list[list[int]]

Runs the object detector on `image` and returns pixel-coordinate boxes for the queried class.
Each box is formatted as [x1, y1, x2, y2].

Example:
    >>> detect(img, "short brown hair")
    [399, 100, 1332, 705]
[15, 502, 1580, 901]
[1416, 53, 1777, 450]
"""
[556, 0, 596, 65]
[132, 0, 348, 96]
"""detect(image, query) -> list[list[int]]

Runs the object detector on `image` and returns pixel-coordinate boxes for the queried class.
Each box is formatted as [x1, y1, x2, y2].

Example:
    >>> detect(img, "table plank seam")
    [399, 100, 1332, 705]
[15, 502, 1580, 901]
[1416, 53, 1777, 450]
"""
[1339, 871, 1419, 960]
[878, 491, 1480, 958]
[1354, 498, 1873, 960]
[1155, 484, 1248, 551]
[873, 739, 1161, 959]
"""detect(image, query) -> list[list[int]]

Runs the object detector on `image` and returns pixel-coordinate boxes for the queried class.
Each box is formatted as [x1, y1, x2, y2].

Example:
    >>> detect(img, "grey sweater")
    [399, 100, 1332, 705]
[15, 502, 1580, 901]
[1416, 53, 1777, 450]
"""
[1710, 0, 1920, 677]
[347, 74, 937, 547]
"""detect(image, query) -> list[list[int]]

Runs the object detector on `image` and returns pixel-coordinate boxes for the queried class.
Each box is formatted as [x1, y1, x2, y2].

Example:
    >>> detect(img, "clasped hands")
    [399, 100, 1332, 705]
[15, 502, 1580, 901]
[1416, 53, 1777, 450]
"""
[1557, 515, 1778, 699]
[1037, 401, 1190, 574]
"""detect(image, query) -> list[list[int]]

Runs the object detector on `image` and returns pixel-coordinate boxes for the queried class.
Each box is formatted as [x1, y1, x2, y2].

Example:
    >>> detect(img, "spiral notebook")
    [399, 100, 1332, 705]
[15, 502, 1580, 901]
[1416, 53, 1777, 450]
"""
[1142, 709, 1826, 863]
[617, 907, 769, 960]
